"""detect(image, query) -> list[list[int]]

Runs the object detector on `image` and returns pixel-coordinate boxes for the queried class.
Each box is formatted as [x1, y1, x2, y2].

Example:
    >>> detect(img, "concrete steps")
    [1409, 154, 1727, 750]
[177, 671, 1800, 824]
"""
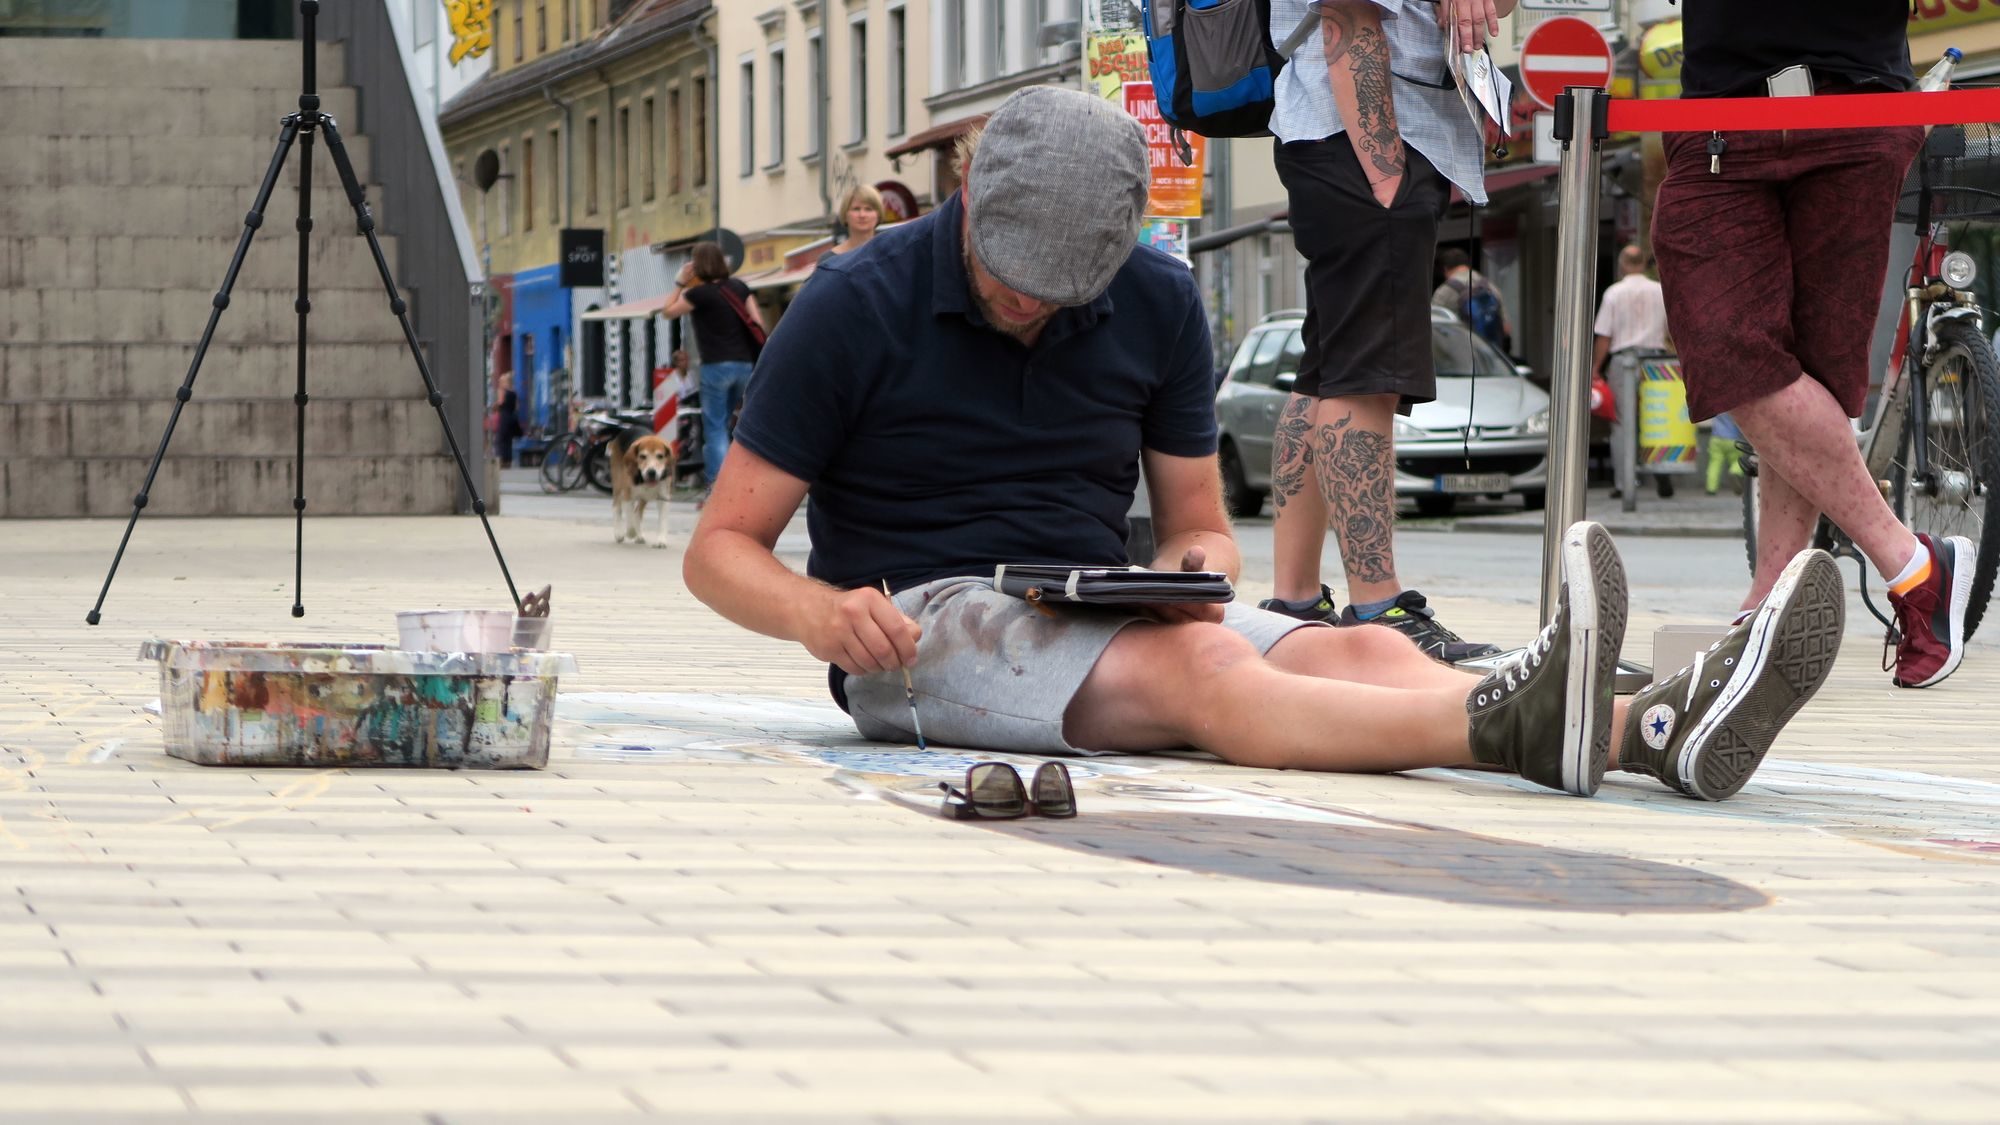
[0, 133, 374, 188]
[0, 288, 412, 345]
[0, 38, 458, 518]
[1, 342, 429, 402]
[0, 40, 345, 90]
[2, 398, 448, 459]
[0, 454, 463, 518]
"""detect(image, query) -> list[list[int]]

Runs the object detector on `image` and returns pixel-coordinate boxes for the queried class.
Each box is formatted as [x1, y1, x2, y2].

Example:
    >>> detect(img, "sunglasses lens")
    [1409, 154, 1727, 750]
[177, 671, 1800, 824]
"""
[967, 763, 1028, 818]
[1032, 762, 1076, 817]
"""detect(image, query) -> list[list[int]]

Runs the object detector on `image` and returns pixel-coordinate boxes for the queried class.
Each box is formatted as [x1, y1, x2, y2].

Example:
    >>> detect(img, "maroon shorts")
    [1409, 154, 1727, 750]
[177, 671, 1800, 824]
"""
[1652, 124, 1924, 421]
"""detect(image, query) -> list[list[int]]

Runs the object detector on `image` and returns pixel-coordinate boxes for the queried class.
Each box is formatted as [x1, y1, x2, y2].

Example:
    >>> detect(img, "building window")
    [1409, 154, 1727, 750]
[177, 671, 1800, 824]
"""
[616, 105, 631, 208]
[739, 58, 756, 177]
[806, 32, 824, 157]
[584, 114, 599, 215]
[667, 86, 684, 195]
[535, 0, 546, 51]
[561, 0, 572, 42]
[887, 6, 906, 136]
[848, 17, 867, 144]
[548, 125, 561, 226]
[641, 96, 656, 202]
[499, 142, 512, 235]
[693, 75, 709, 188]
[522, 135, 535, 232]
[413, 0, 435, 47]
[988, 0, 1006, 81]
[768, 46, 785, 168]
[946, 0, 967, 89]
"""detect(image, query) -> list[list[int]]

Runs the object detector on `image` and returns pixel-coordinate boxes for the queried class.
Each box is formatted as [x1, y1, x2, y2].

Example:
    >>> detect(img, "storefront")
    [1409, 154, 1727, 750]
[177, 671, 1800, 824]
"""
[508, 264, 572, 437]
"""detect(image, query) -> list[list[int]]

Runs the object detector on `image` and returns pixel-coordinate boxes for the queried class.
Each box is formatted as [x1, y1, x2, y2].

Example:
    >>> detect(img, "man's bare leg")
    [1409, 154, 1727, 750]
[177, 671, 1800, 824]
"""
[1745, 457, 1819, 610]
[1270, 393, 1331, 604]
[1316, 393, 1403, 606]
[1731, 376, 1921, 599]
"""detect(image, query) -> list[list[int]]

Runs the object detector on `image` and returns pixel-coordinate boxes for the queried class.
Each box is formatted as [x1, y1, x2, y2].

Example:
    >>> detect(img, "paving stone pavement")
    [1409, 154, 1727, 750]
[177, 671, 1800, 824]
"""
[2, 513, 1998, 1123]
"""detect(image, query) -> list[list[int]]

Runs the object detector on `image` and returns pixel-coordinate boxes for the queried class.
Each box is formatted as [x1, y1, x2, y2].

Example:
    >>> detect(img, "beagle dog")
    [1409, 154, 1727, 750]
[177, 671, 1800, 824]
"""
[611, 431, 676, 548]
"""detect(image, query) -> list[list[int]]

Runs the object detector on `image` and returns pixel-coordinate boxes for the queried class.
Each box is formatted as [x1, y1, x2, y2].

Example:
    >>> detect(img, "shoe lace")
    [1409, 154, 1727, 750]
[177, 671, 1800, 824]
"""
[1488, 619, 1557, 696]
[1882, 590, 1923, 673]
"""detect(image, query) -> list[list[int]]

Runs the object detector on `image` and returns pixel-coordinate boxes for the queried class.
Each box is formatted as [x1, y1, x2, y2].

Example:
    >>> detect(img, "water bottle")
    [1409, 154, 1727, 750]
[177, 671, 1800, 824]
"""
[1919, 48, 1962, 93]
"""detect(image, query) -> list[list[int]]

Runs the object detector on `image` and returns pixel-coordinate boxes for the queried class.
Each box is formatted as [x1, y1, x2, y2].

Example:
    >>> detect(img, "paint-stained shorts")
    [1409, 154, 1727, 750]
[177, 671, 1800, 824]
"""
[1653, 123, 1924, 420]
[841, 577, 1321, 755]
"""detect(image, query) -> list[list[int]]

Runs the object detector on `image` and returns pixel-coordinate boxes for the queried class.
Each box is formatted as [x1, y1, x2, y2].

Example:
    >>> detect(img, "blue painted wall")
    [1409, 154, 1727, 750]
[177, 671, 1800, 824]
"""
[509, 265, 567, 434]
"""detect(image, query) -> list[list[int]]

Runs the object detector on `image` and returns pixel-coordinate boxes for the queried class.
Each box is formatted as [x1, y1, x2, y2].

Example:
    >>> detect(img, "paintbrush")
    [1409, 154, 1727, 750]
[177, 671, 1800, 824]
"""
[881, 579, 927, 751]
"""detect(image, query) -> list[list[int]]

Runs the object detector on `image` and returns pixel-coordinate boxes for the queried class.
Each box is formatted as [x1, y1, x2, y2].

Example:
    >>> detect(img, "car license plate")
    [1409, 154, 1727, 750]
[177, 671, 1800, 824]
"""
[1437, 473, 1512, 494]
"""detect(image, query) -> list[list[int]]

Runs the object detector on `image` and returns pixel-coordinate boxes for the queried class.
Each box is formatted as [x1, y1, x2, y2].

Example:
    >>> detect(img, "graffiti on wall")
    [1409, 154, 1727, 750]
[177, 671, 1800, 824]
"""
[447, 0, 495, 64]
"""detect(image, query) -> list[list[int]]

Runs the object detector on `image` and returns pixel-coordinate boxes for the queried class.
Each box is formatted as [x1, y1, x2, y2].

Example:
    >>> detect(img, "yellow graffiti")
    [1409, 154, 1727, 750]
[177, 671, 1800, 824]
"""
[447, 0, 494, 64]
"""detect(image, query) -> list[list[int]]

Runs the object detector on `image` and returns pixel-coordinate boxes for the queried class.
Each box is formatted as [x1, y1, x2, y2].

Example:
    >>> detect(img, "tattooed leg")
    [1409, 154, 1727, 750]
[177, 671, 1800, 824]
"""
[1271, 393, 1332, 602]
[1317, 395, 1402, 605]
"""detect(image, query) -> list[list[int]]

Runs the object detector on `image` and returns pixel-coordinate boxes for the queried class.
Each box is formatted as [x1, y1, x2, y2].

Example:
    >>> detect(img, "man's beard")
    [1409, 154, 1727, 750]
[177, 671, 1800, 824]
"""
[963, 242, 1057, 344]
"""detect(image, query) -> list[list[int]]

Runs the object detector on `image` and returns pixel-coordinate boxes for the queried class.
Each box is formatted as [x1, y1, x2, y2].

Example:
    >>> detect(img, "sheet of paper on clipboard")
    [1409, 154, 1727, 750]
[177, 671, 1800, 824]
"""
[1443, 3, 1510, 136]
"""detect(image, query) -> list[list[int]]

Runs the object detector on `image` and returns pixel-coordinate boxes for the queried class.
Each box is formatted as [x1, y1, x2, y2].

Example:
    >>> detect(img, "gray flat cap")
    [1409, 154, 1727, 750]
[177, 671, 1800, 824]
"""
[966, 86, 1150, 307]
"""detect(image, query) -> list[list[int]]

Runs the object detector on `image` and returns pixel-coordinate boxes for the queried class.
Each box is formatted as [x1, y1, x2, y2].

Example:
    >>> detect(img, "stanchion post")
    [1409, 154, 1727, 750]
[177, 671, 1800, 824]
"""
[1540, 86, 1609, 624]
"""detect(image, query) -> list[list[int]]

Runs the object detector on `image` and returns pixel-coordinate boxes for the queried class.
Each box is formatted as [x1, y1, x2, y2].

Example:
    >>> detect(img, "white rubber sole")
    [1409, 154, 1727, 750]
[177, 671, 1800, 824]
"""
[1558, 522, 1624, 797]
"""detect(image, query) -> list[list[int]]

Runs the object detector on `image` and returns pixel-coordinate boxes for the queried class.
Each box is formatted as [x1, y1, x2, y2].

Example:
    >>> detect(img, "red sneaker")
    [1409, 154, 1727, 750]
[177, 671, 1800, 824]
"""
[1886, 533, 1975, 688]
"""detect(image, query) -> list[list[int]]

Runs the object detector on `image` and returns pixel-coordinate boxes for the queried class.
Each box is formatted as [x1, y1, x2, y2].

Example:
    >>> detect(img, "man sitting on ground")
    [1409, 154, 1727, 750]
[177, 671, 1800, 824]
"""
[684, 87, 1843, 801]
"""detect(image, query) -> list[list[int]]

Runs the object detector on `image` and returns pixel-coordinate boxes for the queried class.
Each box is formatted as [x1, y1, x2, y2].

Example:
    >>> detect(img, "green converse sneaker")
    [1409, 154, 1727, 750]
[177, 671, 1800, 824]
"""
[1257, 583, 1339, 624]
[1465, 522, 1628, 796]
[1620, 549, 1844, 801]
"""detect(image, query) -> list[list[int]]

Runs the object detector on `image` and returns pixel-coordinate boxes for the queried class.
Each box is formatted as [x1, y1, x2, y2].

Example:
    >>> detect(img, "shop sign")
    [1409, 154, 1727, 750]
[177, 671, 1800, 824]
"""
[1123, 81, 1205, 219]
[1910, 0, 2000, 35]
[1088, 32, 1150, 101]
[559, 229, 604, 288]
[875, 180, 920, 223]
[447, 0, 494, 64]
[1638, 19, 1682, 80]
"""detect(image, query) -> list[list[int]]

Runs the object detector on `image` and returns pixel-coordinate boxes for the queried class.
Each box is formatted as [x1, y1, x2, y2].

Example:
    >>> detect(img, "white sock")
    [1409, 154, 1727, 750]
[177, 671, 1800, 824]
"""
[1884, 537, 1928, 590]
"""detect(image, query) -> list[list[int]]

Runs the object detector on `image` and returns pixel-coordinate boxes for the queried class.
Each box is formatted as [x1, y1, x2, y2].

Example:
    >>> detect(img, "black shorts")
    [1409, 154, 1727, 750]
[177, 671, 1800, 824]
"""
[1275, 134, 1450, 409]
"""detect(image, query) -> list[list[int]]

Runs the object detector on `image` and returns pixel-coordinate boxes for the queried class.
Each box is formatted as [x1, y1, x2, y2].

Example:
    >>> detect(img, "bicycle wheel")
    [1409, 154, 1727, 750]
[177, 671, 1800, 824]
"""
[539, 433, 590, 493]
[1895, 318, 2000, 637]
[1741, 468, 1759, 577]
[583, 438, 614, 494]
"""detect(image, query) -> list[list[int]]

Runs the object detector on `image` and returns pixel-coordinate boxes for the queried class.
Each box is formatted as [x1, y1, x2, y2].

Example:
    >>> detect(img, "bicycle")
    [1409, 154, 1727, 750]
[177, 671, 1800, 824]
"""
[537, 429, 593, 493]
[1741, 123, 2000, 640]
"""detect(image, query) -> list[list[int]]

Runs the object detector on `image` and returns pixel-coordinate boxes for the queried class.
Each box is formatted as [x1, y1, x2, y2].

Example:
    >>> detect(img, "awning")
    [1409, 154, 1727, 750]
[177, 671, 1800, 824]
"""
[742, 260, 819, 291]
[580, 295, 667, 320]
[885, 113, 987, 159]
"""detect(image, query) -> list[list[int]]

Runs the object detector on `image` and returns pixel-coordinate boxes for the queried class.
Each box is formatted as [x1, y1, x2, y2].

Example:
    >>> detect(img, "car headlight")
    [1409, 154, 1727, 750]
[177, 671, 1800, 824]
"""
[1392, 418, 1428, 442]
[1943, 251, 1978, 289]
[1520, 408, 1549, 436]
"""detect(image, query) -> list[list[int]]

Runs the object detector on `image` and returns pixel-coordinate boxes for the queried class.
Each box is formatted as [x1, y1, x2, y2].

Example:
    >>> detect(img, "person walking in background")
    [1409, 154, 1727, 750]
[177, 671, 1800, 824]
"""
[1432, 247, 1512, 352]
[1706, 412, 1745, 496]
[823, 184, 885, 260]
[1591, 244, 1672, 500]
[1258, 0, 1513, 663]
[662, 242, 765, 490]
[494, 372, 523, 469]
[1653, 0, 1975, 688]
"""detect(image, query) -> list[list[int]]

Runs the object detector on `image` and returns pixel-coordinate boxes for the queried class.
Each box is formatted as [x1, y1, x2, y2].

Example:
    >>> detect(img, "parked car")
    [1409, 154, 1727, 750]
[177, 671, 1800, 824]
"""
[1213, 307, 1550, 518]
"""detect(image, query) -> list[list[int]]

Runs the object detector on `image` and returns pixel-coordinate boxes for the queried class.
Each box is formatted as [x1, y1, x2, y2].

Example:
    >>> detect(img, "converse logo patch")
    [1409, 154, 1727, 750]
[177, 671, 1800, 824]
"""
[1641, 704, 1677, 750]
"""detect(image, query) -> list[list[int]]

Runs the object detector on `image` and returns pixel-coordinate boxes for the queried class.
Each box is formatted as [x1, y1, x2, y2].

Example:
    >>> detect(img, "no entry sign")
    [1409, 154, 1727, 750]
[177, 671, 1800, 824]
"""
[1519, 16, 1614, 110]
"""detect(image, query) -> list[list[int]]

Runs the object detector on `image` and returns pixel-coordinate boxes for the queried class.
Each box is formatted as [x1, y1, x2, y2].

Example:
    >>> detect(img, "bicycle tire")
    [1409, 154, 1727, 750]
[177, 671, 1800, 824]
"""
[1741, 469, 1759, 577]
[1895, 317, 2000, 638]
[583, 439, 614, 494]
[539, 433, 590, 494]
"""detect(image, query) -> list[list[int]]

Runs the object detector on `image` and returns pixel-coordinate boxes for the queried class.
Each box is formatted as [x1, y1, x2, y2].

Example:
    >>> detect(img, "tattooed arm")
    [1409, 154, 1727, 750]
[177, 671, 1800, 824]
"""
[1319, 1, 1404, 208]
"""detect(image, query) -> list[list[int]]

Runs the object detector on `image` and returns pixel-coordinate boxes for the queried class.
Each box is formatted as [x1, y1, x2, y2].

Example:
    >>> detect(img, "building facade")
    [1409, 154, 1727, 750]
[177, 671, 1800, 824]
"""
[442, 0, 716, 430]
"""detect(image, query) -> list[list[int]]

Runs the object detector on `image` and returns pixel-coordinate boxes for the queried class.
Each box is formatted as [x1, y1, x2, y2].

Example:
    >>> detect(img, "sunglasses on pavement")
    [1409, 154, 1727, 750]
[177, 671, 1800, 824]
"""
[938, 762, 1076, 820]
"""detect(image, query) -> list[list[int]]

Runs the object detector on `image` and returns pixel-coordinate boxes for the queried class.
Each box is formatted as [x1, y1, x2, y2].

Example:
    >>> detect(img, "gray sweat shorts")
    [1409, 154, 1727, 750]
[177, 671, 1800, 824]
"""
[843, 576, 1323, 755]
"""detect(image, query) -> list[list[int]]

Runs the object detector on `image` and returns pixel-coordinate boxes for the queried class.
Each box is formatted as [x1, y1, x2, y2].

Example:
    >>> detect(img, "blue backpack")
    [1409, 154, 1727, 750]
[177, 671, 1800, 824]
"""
[1461, 282, 1505, 346]
[1140, 0, 1289, 138]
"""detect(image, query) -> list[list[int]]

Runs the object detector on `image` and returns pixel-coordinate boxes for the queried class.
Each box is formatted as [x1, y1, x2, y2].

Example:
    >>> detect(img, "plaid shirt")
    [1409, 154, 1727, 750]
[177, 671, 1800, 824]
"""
[1270, 0, 1488, 204]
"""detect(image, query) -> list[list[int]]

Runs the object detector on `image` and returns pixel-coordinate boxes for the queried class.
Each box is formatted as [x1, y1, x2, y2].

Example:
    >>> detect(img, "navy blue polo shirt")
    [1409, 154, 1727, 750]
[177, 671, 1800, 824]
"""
[733, 191, 1217, 593]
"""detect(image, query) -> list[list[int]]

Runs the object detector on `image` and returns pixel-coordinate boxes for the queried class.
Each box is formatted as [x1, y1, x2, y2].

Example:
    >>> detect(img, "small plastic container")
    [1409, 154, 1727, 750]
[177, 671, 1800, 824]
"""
[511, 615, 553, 650]
[395, 609, 517, 652]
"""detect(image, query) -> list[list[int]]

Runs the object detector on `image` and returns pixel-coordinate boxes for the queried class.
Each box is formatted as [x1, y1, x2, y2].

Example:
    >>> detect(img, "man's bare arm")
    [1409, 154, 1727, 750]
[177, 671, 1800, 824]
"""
[683, 444, 919, 675]
[1320, 1, 1403, 207]
[1141, 448, 1244, 625]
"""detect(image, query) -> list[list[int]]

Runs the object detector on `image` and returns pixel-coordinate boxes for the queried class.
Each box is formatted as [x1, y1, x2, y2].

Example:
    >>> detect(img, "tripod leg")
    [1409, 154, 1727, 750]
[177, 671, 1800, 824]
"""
[319, 117, 522, 611]
[290, 123, 315, 618]
[86, 116, 304, 625]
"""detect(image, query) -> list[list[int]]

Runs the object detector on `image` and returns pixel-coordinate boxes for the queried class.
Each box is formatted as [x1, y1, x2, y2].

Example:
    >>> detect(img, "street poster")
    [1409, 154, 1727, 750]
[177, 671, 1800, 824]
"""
[1123, 81, 1205, 220]
[1140, 218, 1191, 265]
[1087, 32, 1149, 102]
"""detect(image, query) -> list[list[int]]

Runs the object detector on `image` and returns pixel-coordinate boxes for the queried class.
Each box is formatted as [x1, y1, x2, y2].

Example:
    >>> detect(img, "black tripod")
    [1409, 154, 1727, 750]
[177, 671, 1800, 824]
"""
[86, 0, 519, 625]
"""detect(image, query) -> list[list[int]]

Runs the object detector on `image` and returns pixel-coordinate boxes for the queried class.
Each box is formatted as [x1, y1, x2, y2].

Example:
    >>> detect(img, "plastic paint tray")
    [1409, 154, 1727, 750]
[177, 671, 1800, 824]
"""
[141, 641, 578, 769]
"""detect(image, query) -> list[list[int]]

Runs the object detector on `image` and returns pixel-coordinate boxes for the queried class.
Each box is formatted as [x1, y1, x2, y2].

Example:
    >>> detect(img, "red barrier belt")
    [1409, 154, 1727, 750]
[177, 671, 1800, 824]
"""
[1603, 87, 2000, 134]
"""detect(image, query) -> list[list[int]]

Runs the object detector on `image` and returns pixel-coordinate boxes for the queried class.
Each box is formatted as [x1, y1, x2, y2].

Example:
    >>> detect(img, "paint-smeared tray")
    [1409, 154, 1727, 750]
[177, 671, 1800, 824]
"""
[140, 641, 579, 770]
